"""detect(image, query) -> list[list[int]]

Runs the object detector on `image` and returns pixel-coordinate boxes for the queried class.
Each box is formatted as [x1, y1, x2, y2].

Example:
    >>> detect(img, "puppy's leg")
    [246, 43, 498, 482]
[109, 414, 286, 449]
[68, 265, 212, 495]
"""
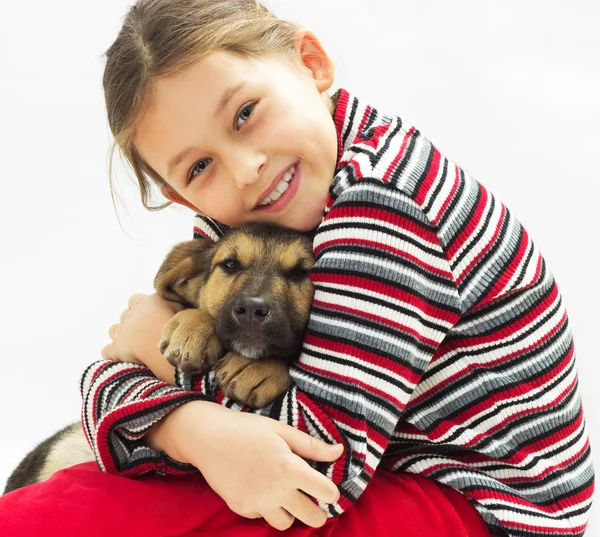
[215, 352, 291, 408]
[4, 423, 94, 494]
[160, 309, 224, 373]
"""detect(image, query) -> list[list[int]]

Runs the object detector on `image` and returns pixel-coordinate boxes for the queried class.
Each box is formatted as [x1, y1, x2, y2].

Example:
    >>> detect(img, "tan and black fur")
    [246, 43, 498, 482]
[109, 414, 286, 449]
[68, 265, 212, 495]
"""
[4, 223, 315, 494]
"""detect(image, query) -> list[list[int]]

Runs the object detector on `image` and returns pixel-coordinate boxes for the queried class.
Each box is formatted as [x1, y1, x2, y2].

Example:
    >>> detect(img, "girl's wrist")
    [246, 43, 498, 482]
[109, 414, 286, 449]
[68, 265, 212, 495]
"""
[145, 400, 220, 464]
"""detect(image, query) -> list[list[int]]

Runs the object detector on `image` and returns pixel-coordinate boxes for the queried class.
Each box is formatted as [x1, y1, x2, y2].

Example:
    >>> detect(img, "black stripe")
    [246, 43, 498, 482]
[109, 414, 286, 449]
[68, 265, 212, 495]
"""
[301, 339, 416, 397]
[310, 285, 454, 333]
[313, 266, 460, 314]
[435, 167, 469, 230]
[317, 220, 444, 259]
[423, 152, 449, 215]
[450, 195, 498, 272]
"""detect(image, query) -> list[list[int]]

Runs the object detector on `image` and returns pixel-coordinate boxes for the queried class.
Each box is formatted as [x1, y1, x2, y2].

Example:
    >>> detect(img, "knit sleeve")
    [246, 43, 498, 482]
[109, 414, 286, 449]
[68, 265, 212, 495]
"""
[79, 214, 224, 476]
[176, 180, 462, 515]
[79, 360, 212, 476]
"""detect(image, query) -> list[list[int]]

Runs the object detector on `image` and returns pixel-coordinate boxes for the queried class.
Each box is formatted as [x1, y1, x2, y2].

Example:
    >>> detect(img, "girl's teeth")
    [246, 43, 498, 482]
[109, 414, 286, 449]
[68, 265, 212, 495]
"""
[260, 164, 297, 206]
[276, 180, 289, 194]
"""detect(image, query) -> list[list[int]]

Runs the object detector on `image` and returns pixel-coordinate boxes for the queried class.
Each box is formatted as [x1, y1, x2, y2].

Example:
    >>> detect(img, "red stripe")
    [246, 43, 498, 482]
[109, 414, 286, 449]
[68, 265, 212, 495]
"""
[446, 184, 489, 258]
[357, 106, 371, 139]
[94, 391, 200, 475]
[432, 165, 460, 226]
[424, 352, 576, 443]
[309, 271, 460, 324]
[442, 284, 561, 354]
[381, 127, 415, 183]
[478, 228, 532, 306]
[314, 237, 453, 279]
[332, 89, 350, 166]
[317, 206, 440, 249]
[461, 375, 582, 452]
[457, 204, 507, 284]
[311, 297, 439, 347]
[361, 121, 393, 149]
[296, 393, 347, 483]
[192, 226, 213, 240]
[303, 333, 422, 387]
[467, 485, 592, 534]
[90, 366, 136, 428]
[311, 399, 389, 451]
[501, 438, 590, 484]
[300, 360, 406, 410]
[415, 146, 443, 205]
[414, 306, 567, 405]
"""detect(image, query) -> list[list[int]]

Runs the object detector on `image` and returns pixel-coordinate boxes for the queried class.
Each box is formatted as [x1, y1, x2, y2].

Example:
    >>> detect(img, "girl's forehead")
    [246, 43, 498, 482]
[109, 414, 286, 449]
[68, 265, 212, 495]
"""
[142, 51, 296, 124]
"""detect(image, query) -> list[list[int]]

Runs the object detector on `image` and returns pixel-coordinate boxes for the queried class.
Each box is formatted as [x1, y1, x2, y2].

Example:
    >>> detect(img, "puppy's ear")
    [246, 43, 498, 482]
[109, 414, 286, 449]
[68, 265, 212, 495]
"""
[154, 239, 217, 307]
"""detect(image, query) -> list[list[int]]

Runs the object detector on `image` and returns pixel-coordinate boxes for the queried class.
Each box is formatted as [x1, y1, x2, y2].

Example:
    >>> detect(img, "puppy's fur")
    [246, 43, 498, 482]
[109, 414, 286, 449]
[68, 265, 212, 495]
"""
[3, 223, 315, 494]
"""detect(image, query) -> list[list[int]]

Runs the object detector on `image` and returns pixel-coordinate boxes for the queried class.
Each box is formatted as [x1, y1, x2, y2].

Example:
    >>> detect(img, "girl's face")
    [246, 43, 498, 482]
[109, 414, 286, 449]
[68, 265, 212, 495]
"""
[134, 35, 338, 231]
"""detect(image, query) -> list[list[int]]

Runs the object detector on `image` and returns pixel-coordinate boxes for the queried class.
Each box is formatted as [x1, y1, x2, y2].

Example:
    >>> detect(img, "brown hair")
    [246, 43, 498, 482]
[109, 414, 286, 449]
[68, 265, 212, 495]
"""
[104, 0, 302, 210]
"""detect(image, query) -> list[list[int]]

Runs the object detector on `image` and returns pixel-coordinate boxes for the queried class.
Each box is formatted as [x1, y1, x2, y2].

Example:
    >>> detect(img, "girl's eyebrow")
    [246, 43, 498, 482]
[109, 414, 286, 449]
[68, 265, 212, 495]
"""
[214, 81, 246, 118]
[166, 81, 247, 179]
[167, 146, 195, 180]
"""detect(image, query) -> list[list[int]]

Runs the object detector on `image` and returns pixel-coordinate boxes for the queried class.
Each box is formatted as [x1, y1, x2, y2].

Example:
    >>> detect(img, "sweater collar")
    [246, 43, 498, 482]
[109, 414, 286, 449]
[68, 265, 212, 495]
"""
[332, 88, 388, 170]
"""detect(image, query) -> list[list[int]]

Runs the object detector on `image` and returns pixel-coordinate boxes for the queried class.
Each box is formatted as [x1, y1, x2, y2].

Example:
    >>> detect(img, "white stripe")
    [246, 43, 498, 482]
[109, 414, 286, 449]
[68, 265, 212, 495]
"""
[309, 307, 437, 367]
[315, 283, 455, 332]
[319, 251, 456, 299]
[317, 215, 442, 253]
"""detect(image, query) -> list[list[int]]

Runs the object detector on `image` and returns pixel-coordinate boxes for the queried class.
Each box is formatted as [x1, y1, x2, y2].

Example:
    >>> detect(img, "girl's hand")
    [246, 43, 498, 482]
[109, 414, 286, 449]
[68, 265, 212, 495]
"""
[101, 293, 184, 383]
[150, 401, 343, 531]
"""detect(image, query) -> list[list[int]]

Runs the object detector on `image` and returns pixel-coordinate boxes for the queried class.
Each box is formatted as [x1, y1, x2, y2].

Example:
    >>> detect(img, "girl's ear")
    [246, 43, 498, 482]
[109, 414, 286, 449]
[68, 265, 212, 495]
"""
[160, 185, 206, 215]
[294, 30, 335, 93]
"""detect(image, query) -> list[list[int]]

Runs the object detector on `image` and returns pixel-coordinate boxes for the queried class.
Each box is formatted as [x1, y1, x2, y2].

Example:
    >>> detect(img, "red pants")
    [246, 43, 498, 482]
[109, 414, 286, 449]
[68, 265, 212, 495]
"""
[0, 462, 492, 536]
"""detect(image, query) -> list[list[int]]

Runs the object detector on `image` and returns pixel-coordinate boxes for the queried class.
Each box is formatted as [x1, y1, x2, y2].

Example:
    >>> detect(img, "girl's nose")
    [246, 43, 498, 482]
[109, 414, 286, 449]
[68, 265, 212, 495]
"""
[230, 152, 266, 190]
[234, 172, 260, 189]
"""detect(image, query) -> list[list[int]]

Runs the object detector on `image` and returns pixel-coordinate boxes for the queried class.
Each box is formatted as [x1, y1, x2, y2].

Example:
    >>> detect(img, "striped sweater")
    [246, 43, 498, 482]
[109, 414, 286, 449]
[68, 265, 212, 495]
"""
[80, 89, 594, 536]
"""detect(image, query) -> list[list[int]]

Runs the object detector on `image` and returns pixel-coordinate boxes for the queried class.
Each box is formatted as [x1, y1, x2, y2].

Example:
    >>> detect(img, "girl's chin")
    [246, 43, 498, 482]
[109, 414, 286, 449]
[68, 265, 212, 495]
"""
[286, 198, 329, 231]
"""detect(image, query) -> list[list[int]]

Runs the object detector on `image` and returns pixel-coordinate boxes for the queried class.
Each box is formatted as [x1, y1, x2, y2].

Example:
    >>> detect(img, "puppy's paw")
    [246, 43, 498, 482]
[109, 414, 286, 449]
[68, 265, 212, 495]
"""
[159, 309, 223, 372]
[215, 353, 291, 408]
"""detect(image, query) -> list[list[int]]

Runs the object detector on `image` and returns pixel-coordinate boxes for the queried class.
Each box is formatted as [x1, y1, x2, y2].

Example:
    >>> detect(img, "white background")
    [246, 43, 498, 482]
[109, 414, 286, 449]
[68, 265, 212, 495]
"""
[0, 0, 597, 532]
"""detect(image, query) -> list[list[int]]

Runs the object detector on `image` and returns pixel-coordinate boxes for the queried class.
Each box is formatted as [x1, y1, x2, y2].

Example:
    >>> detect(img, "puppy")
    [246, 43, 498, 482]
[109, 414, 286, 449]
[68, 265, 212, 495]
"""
[155, 222, 315, 407]
[3, 223, 315, 494]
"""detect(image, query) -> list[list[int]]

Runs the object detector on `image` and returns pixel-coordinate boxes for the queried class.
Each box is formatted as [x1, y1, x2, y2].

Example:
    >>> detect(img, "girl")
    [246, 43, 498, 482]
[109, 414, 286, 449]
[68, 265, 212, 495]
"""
[82, 0, 594, 535]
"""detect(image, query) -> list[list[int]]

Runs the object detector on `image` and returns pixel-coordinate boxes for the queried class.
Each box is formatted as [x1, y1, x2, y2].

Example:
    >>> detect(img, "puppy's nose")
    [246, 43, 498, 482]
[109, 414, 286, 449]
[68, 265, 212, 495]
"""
[233, 297, 271, 327]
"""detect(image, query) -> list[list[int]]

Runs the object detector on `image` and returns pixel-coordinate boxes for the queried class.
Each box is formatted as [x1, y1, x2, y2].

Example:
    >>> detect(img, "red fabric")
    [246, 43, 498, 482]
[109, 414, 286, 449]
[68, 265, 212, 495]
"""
[0, 463, 492, 536]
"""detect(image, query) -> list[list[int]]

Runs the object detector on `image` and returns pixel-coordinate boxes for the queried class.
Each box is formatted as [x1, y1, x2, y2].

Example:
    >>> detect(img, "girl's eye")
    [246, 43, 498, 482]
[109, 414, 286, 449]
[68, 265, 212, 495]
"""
[235, 102, 256, 130]
[189, 158, 212, 181]
[187, 102, 257, 183]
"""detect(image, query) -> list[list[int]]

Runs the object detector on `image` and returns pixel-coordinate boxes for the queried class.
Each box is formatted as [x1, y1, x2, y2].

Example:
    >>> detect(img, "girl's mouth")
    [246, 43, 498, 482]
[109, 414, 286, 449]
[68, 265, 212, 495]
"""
[255, 162, 301, 213]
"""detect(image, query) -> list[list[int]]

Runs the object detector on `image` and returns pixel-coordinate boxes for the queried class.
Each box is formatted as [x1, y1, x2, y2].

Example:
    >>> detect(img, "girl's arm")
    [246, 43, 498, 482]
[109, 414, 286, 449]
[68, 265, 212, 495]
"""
[84, 292, 343, 528]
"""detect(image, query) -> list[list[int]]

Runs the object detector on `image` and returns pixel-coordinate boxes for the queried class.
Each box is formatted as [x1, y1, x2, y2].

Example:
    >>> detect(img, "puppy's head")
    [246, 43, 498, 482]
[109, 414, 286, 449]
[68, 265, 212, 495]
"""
[155, 223, 315, 362]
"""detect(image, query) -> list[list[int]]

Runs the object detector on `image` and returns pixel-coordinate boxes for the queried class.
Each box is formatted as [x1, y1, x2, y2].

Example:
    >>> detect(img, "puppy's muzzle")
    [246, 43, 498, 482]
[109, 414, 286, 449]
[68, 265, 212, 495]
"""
[233, 297, 272, 328]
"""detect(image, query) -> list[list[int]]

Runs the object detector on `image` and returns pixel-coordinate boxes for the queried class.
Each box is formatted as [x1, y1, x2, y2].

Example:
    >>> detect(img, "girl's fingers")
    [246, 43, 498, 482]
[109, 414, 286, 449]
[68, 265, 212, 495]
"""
[108, 323, 120, 340]
[277, 426, 344, 462]
[127, 293, 148, 309]
[282, 490, 328, 528]
[119, 308, 130, 323]
[261, 507, 295, 532]
[295, 461, 340, 505]
[101, 344, 117, 361]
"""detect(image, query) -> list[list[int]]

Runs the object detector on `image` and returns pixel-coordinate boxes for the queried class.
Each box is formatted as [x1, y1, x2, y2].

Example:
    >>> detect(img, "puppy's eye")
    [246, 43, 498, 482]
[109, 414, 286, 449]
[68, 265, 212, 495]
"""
[220, 258, 241, 273]
[287, 267, 310, 281]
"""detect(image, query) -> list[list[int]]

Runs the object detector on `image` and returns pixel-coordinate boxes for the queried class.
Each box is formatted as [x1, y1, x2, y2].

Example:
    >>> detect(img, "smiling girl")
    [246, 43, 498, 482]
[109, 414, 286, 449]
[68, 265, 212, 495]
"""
[78, 0, 595, 535]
